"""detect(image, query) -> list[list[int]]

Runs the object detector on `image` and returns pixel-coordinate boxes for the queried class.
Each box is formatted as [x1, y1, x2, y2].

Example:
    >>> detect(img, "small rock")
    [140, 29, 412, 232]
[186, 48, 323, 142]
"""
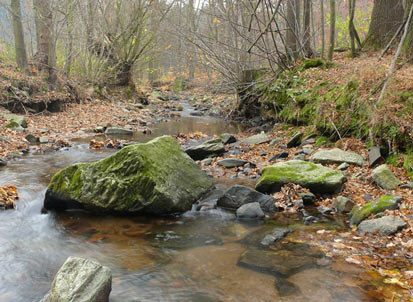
[317, 206, 332, 215]
[333, 196, 355, 213]
[400, 182, 413, 189]
[269, 139, 281, 146]
[268, 152, 289, 162]
[287, 132, 303, 148]
[364, 194, 374, 201]
[260, 228, 293, 246]
[298, 192, 316, 206]
[39, 136, 49, 144]
[311, 148, 365, 166]
[300, 138, 316, 146]
[185, 138, 225, 160]
[105, 127, 133, 135]
[295, 199, 304, 208]
[201, 158, 213, 165]
[371, 164, 401, 190]
[304, 216, 317, 225]
[292, 154, 306, 161]
[0, 158, 7, 167]
[369, 147, 382, 167]
[358, 216, 406, 236]
[302, 148, 314, 155]
[338, 162, 350, 170]
[241, 133, 270, 145]
[236, 202, 265, 219]
[25, 134, 39, 143]
[217, 158, 248, 168]
[220, 133, 237, 145]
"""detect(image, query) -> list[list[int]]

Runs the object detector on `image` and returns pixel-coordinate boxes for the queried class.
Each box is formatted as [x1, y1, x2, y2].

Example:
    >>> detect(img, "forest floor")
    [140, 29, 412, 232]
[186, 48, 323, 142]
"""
[0, 53, 412, 298]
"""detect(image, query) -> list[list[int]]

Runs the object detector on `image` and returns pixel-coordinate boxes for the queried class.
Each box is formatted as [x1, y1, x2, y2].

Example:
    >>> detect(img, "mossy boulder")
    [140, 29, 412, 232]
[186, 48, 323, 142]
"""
[3, 113, 27, 129]
[371, 164, 401, 190]
[44, 136, 213, 215]
[255, 160, 346, 194]
[302, 58, 328, 69]
[349, 195, 402, 227]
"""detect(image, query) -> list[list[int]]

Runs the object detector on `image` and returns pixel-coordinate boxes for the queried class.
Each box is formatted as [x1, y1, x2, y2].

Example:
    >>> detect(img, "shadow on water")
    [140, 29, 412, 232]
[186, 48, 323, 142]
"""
[0, 114, 397, 301]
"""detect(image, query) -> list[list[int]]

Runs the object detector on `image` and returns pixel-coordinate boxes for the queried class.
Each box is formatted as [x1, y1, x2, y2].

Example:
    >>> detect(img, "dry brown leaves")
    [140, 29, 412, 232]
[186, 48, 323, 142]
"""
[0, 185, 18, 210]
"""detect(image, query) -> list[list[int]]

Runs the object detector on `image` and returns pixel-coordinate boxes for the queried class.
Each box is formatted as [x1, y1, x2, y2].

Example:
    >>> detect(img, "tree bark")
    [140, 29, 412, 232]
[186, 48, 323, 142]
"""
[328, 0, 335, 61]
[286, 0, 300, 59]
[403, 0, 413, 58]
[303, 0, 313, 57]
[65, 0, 74, 75]
[33, 0, 56, 88]
[364, 0, 404, 49]
[349, 0, 356, 57]
[11, 0, 28, 73]
[320, 0, 325, 58]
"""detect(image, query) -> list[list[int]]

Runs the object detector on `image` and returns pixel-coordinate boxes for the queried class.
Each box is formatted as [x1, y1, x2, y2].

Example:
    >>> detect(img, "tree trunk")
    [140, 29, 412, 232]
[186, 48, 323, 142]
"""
[349, 0, 356, 57]
[187, 0, 196, 80]
[33, 0, 56, 89]
[65, 0, 74, 75]
[403, 0, 413, 58]
[11, 0, 28, 73]
[320, 0, 325, 58]
[286, 0, 300, 59]
[364, 0, 404, 49]
[328, 0, 335, 61]
[303, 0, 313, 57]
[86, 0, 96, 48]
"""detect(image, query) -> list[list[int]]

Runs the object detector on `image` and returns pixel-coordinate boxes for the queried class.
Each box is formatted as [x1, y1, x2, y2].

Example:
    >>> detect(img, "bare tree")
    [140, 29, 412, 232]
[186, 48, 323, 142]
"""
[328, 0, 335, 61]
[10, 0, 28, 73]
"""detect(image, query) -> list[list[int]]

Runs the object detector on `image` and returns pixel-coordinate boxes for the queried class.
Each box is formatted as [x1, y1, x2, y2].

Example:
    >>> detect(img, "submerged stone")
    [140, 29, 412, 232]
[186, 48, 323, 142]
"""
[147, 231, 222, 250]
[350, 195, 402, 226]
[41, 257, 112, 302]
[358, 216, 406, 236]
[236, 202, 265, 220]
[44, 136, 213, 215]
[185, 138, 225, 160]
[311, 148, 365, 166]
[371, 164, 401, 190]
[255, 160, 346, 194]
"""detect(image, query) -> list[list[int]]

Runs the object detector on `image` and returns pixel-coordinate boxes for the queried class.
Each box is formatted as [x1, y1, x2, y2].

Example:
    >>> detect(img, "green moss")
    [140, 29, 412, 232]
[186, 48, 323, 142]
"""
[301, 58, 328, 69]
[403, 153, 413, 179]
[315, 136, 328, 147]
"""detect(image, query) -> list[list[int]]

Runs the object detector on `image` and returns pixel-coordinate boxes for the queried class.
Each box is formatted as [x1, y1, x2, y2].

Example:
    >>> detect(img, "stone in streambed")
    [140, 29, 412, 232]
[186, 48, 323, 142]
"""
[236, 202, 265, 219]
[350, 195, 402, 226]
[217, 158, 248, 168]
[333, 196, 355, 213]
[241, 133, 270, 145]
[369, 146, 382, 167]
[185, 138, 225, 160]
[220, 133, 237, 144]
[147, 231, 222, 250]
[287, 132, 303, 148]
[260, 228, 293, 246]
[25, 134, 39, 143]
[44, 136, 213, 215]
[217, 185, 276, 213]
[358, 216, 406, 236]
[41, 256, 112, 302]
[311, 148, 365, 166]
[371, 164, 401, 190]
[105, 127, 133, 135]
[256, 160, 346, 194]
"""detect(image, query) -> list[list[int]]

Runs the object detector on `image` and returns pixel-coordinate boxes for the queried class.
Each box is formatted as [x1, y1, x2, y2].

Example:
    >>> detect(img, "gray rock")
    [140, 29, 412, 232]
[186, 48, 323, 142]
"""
[302, 148, 314, 155]
[268, 152, 289, 162]
[94, 126, 105, 133]
[217, 185, 276, 213]
[260, 228, 293, 246]
[105, 127, 133, 135]
[400, 182, 413, 189]
[300, 138, 316, 146]
[269, 139, 281, 146]
[369, 147, 382, 167]
[371, 164, 401, 190]
[220, 133, 237, 145]
[298, 192, 316, 206]
[311, 148, 365, 166]
[25, 134, 39, 143]
[303, 216, 317, 225]
[217, 158, 248, 168]
[241, 133, 270, 145]
[333, 196, 355, 213]
[39, 136, 49, 144]
[41, 257, 112, 302]
[236, 202, 265, 219]
[185, 138, 225, 160]
[293, 154, 306, 161]
[338, 162, 350, 170]
[317, 206, 333, 215]
[201, 158, 213, 165]
[287, 132, 303, 148]
[0, 158, 6, 167]
[358, 216, 406, 236]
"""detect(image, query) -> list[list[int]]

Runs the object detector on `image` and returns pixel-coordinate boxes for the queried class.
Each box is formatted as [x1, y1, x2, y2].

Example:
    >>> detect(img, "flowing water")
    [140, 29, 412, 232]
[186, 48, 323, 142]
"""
[0, 110, 397, 301]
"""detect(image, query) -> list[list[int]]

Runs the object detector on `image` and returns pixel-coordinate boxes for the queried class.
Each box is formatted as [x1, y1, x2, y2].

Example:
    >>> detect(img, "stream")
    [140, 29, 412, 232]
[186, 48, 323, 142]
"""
[0, 106, 394, 301]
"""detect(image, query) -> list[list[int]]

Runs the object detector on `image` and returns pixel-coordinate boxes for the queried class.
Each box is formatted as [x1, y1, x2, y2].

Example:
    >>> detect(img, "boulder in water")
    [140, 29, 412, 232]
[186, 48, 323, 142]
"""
[44, 136, 213, 215]
[185, 138, 225, 160]
[41, 257, 112, 302]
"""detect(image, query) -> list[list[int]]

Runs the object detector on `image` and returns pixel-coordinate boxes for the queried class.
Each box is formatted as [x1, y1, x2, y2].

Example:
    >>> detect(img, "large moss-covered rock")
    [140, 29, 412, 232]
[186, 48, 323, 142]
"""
[44, 136, 213, 214]
[349, 195, 402, 227]
[255, 160, 346, 194]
